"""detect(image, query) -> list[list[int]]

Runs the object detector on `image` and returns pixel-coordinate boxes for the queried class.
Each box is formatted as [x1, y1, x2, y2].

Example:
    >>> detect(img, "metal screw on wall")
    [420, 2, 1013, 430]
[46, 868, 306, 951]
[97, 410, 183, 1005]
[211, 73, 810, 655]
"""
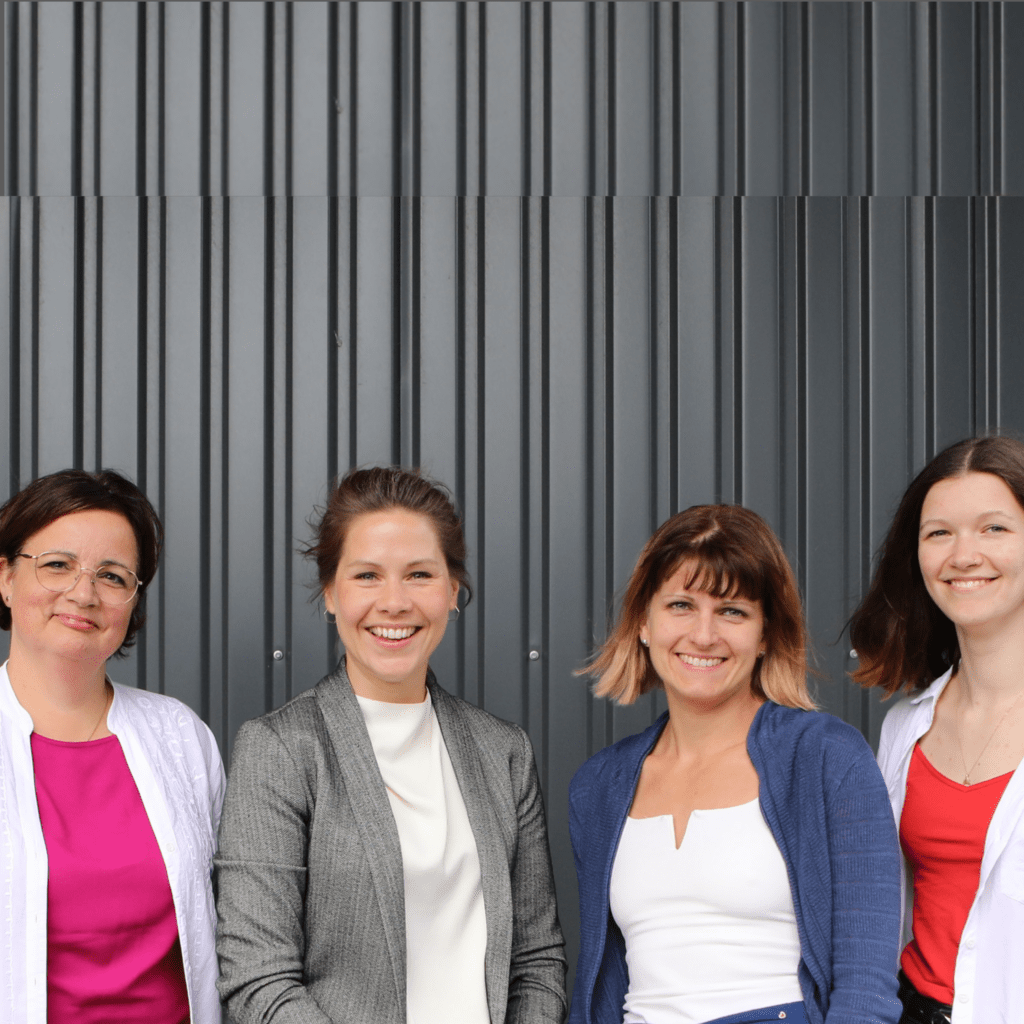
[272, 650, 285, 661]
[528, 650, 540, 661]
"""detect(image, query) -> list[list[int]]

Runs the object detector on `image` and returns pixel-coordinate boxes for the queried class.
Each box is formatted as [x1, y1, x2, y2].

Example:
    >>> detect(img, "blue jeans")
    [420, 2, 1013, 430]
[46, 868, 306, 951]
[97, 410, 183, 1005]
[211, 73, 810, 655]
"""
[703, 1001, 808, 1024]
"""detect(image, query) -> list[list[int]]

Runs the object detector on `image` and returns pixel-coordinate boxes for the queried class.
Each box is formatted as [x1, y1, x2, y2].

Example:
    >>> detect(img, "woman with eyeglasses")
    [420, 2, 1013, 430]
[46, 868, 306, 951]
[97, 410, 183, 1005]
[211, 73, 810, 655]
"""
[215, 466, 566, 1024]
[0, 469, 225, 1024]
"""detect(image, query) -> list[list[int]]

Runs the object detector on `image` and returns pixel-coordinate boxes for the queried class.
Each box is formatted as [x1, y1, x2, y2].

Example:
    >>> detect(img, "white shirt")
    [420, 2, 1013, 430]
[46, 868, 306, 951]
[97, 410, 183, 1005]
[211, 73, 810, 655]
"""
[877, 668, 1024, 1024]
[0, 662, 225, 1024]
[609, 799, 803, 1024]
[357, 691, 489, 1024]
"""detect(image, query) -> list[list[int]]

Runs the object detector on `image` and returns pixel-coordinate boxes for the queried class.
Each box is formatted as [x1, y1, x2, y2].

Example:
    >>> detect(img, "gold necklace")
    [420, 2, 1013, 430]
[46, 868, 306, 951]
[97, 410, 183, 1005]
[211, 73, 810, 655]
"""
[956, 684, 1024, 785]
[85, 682, 112, 742]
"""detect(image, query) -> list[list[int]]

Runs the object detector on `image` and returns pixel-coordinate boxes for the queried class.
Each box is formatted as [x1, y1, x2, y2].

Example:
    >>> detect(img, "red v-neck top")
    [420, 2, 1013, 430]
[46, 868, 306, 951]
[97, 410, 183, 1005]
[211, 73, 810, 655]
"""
[899, 742, 1012, 1005]
[31, 732, 189, 1024]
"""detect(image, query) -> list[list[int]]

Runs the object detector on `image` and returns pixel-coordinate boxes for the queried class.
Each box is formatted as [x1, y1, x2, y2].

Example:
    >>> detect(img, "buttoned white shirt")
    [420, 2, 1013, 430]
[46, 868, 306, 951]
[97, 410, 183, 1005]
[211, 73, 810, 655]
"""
[0, 661, 225, 1024]
[877, 667, 1024, 1024]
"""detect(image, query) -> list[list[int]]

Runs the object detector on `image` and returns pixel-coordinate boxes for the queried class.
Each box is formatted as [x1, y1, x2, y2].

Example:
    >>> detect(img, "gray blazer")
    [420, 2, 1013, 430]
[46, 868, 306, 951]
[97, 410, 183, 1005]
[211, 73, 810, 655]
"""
[215, 663, 566, 1024]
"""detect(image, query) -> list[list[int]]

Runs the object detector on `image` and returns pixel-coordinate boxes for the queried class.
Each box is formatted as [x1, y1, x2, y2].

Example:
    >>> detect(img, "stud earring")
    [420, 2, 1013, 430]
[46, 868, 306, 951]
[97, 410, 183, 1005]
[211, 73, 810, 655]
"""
[323, 608, 336, 624]
[640, 637, 649, 647]
[448, 606, 461, 622]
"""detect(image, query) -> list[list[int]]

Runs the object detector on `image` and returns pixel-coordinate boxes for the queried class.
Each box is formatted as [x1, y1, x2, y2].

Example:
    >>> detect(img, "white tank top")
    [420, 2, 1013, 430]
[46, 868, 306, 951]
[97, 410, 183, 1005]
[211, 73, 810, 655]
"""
[357, 692, 489, 1024]
[609, 798, 803, 1024]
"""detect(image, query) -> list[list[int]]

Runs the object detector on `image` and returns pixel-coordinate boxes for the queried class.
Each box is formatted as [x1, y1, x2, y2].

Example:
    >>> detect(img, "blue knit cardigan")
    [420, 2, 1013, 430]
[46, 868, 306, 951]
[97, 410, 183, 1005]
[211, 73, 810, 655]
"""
[567, 702, 903, 1024]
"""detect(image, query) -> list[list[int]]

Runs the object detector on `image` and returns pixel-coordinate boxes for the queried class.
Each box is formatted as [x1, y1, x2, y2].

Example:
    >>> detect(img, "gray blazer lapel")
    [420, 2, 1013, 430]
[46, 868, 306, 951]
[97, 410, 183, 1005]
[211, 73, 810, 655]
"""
[315, 664, 407, 1010]
[429, 678, 514, 1024]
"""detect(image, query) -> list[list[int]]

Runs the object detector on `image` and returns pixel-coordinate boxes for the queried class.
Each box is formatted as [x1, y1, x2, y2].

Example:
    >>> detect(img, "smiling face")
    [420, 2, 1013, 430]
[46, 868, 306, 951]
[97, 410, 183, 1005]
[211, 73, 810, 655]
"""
[0, 509, 139, 669]
[323, 508, 459, 703]
[639, 561, 765, 714]
[918, 471, 1024, 636]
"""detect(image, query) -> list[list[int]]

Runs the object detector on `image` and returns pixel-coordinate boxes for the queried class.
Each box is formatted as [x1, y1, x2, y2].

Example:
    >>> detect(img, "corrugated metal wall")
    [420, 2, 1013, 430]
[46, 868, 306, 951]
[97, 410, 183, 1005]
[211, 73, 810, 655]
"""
[5, 1, 1024, 197]
[5, 1, 1024, 989]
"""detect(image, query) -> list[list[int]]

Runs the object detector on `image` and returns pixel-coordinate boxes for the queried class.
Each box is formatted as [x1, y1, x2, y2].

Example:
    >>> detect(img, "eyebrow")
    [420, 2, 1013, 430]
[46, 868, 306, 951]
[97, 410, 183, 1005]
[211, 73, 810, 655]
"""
[921, 509, 1014, 527]
[37, 549, 136, 571]
[345, 558, 443, 568]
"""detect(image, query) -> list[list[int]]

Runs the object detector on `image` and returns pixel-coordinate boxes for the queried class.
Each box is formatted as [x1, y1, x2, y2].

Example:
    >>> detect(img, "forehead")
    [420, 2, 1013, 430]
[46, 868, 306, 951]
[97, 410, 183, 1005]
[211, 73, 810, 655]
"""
[657, 557, 753, 600]
[341, 508, 443, 558]
[24, 509, 138, 562]
[922, 472, 1024, 520]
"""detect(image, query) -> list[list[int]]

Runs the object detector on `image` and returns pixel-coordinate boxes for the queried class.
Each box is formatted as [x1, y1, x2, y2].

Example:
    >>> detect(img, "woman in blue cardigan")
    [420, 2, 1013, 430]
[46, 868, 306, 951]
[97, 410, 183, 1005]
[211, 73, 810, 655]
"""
[568, 505, 902, 1024]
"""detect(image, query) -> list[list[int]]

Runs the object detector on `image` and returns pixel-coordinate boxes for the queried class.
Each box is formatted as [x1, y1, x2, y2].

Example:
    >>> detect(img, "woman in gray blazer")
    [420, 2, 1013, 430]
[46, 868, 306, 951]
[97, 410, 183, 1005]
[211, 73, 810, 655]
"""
[215, 467, 566, 1024]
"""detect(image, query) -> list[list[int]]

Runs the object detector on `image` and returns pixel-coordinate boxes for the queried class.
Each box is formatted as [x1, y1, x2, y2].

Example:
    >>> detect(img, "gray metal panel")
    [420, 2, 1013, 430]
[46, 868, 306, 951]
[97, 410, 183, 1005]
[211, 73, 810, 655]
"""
[9, 1, 1024, 197]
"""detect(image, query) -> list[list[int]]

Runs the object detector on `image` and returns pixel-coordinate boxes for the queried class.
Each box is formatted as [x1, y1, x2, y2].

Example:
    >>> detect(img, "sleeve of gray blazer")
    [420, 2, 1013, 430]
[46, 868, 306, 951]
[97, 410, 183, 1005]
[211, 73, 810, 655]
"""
[214, 718, 333, 1024]
[505, 727, 568, 1024]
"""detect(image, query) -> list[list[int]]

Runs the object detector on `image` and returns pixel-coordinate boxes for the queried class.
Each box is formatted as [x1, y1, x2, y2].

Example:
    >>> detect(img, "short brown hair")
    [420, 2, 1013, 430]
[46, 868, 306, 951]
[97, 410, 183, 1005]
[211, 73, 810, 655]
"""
[584, 504, 813, 709]
[305, 466, 472, 602]
[0, 469, 163, 655]
[850, 434, 1024, 696]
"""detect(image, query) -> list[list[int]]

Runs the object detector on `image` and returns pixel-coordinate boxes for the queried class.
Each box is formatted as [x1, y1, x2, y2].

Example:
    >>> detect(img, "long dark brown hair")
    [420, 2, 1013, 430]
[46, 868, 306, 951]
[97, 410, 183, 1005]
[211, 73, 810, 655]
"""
[583, 504, 814, 709]
[850, 435, 1024, 695]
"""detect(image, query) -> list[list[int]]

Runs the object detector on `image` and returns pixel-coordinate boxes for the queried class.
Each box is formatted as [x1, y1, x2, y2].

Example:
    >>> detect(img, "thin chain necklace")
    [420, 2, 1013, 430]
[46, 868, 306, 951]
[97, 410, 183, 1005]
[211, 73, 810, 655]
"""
[84, 682, 112, 742]
[956, 681, 1024, 785]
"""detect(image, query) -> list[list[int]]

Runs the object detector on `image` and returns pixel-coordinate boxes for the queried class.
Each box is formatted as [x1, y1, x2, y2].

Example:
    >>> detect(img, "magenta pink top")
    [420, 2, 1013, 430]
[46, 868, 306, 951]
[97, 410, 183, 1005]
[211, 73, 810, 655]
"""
[31, 732, 190, 1024]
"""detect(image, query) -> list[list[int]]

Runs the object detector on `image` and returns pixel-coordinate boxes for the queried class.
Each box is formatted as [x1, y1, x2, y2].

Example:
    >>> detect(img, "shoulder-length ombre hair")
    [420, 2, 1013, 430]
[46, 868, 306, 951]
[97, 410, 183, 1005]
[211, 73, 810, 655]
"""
[585, 505, 814, 709]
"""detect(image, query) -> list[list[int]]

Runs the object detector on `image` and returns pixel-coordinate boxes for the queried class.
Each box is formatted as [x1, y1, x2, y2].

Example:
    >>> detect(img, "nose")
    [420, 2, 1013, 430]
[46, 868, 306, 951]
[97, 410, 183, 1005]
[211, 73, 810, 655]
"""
[64, 568, 100, 605]
[376, 575, 413, 614]
[949, 532, 982, 569]
[689, 607, 719, 647]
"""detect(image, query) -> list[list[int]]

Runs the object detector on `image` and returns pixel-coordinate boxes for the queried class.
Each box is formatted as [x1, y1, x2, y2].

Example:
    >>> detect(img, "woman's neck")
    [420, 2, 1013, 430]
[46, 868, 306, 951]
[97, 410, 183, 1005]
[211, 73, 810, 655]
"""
[659, 687, 763, 760]
[6, 644, 111, 740]
[954, 625, 1024, 708]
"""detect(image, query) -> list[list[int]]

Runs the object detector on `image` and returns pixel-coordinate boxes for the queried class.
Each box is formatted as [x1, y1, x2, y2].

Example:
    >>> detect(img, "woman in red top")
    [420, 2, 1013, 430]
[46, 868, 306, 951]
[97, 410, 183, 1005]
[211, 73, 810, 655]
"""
[850, 435, 1024, 1024]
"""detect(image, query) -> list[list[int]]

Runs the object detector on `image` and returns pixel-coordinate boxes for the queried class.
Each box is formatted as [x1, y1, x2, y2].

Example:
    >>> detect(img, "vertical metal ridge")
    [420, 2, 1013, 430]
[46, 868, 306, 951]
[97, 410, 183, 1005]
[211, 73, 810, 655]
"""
[221, 3, 230, 196]
[994, 2, 1003, 195]
[607, 3, 616, 195]
[974, 3, 983, 196]
[136, 3, 146, 197]
[732, 197, 742, 502]
[28, 3, 38, 195]
[72, 3, 84, 195]
[928, 3, 937, 195]
[263, 196, 275, 712]
[668, 197, 679, 507]
[200, 2, 211, 195]
[156, 195, 167, 694]
[583, 196, 595, 754]
[94, 197, 103, 467]
[157, 2, 165, 197]
[347, 195, 357, 465]
[455, 195, 466, 694]
[522, 3, 532, 197]
[9, 198, 22, 489]
[858, 196, 871, 735]
[923, 197, 935, 457]
[651, 4, 660, 196]
[219, 196, 231, 742]
[796, 197, 808, 593]
[735, 2, 745, 196]
[671, 3, 681, 196]
[349, 3, 358, 196]
[478, 3, 486, 197]
[285, 2, 294, 198]
[8, 4, 19, 196]
[410, 197, 421, 464]
[968, 198, 976, 430]
[904, 199, 913, 471]
[800, 2, 809, 196]
[602, 194, 613, 750]
[327, 3, 338, 197]
[391, 2, 402, 197]
[284, 195, 294, 700]
[411, 1, 421, 197]
[543, 1, 552, 197]
[648, 197, 658, 527]
[29, 199, 39, 479]
[475, 195, 486, 706]
[327, 196, 339, 477]
[990, 196, 1000, 423]
[92, 3, 101, 196]
[519, 195, 530, 729]
[716, 3, 725, 196]
[455, 3, 466, 197]
[136, 197, 148, 690]
[586, 3, 596, 196]
[539, 193, 550, 785]
[72, 197, 85, 466]
[263, 2, 274, 195]
[713, 198, 723, 501]
[390, 196, 401, 463]
[863, 2, 874, 195]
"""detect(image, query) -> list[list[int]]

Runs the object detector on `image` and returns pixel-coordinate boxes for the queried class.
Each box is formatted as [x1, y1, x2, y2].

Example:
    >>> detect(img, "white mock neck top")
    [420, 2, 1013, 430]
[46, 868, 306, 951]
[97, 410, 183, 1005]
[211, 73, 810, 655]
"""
[609, 798, 803, 1024]
[356, 691, 489, 1024]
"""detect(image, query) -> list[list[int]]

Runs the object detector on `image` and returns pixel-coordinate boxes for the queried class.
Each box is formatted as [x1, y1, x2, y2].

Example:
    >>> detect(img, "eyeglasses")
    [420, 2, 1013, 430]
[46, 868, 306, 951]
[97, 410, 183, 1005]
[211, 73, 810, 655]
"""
[16, 551, 141, 604]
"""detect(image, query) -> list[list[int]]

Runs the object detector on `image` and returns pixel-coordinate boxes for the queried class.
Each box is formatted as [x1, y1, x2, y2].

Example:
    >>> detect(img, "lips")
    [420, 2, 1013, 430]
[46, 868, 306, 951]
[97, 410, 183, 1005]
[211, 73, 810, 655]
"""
[367, 625, 420, 643]
[678, 653, 726, 668]
[944, 577, 995, 590]
[56, 613, 98, 631]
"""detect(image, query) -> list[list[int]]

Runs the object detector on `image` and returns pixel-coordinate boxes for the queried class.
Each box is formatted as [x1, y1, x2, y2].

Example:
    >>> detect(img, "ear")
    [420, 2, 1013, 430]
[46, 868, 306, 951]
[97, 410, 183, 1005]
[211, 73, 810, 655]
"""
[638, 624, 650, 647]
[449, 578, 460, 610]
[323, 587, 336, 616]
[0, 557, 13, 603]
